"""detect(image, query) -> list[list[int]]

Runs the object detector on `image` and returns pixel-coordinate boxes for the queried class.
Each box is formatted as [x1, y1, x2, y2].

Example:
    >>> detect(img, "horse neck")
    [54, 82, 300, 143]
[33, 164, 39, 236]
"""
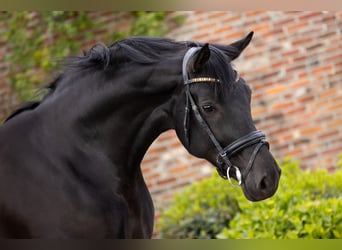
[44, 60, 182, 175]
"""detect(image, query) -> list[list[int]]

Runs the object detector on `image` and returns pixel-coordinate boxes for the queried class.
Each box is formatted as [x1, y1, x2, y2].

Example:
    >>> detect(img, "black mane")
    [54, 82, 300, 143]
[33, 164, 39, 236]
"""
[4, 37, 186, 123]
[4, 36, 238, 123]
[69, 37, 188, 70]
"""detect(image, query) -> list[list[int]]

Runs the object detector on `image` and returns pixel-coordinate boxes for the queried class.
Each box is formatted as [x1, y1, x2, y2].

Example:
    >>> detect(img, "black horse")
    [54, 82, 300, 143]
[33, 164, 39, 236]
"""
[0, 32, 281, 238]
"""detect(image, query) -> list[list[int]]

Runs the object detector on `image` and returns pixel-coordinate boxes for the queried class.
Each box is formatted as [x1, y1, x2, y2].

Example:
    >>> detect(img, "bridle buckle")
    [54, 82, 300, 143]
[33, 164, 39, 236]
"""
[227, 166, 242, 186]
[219, 152, 227, 158]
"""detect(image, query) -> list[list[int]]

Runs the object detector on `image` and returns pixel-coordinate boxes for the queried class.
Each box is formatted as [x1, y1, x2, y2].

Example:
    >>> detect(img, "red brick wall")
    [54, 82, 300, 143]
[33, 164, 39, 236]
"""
[0, 11, 341, 235]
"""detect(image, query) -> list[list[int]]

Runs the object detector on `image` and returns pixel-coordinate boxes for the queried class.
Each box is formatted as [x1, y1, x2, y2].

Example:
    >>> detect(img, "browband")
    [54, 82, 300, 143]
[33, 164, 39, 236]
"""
[185, 77, 221, 85]
[182, 47, 222, 85]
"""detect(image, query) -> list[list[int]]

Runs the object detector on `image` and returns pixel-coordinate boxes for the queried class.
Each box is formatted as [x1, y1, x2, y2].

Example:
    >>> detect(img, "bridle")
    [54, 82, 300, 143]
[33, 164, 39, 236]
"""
[182, 46, 269, 185]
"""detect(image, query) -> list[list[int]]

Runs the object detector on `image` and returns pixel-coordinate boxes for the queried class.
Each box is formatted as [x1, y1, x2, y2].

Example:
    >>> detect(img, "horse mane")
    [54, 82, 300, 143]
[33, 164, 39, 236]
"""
[4, 37, 186, 122]
[4, 37, 236, 123]
[69, 37, 188, 70]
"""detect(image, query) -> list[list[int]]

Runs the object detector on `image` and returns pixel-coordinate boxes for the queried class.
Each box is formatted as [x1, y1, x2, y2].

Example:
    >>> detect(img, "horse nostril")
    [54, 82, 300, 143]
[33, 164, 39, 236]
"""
[258, 175, 268, 190]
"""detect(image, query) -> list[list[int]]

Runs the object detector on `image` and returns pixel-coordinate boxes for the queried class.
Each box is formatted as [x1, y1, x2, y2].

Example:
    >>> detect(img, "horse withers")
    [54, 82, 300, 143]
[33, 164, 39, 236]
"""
[0, 32, 281, 238]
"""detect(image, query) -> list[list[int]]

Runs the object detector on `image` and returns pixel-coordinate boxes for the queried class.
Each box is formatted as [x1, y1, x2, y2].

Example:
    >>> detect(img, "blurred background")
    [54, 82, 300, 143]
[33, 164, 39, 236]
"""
[0, 11, 341, 238]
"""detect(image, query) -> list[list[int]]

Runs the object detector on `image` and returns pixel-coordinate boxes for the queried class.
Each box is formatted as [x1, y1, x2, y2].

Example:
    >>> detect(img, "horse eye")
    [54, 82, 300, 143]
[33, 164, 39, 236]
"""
[202, 104, 214, 112]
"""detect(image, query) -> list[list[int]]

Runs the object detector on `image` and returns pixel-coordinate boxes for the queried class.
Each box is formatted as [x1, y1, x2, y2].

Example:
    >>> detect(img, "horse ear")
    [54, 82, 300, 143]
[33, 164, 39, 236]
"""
[226, 31, 254, 60]
[192, 43, 210, 72]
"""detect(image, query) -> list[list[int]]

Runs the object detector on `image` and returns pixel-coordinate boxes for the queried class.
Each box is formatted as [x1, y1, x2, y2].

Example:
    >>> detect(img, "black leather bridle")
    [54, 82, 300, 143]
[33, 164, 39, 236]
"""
[182, 46, 269, 185]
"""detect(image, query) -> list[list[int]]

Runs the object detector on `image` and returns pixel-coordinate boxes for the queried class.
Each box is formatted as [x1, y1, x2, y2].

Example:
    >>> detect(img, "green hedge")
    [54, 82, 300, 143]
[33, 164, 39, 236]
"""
[157, 176, 241, 238]
[158, 157, 342, 239]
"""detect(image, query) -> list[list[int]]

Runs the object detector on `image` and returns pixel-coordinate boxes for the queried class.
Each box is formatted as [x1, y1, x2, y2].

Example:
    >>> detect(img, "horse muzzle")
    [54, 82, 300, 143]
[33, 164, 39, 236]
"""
[215, 131, 281, 201]
[232, 147, 281, 202]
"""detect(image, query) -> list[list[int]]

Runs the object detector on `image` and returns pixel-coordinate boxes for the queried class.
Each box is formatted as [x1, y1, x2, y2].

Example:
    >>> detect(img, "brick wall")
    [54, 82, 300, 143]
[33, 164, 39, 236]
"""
[0, 11, 341, 236]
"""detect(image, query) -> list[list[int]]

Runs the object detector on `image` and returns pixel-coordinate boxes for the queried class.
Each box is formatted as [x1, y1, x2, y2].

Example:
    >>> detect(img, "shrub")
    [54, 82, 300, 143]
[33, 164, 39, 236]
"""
[218, 159, 342, 239]
[158, 157, 342, 239]
[158, 176, 242, 238]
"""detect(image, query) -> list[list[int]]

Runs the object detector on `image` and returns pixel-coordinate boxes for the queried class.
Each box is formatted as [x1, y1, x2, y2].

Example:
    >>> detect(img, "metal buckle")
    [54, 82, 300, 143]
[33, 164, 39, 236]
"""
[216, 151, 227, 164]
[219, 152, 227, 157]
[216, 155, 223, 165]
[226, 165, 242, 186]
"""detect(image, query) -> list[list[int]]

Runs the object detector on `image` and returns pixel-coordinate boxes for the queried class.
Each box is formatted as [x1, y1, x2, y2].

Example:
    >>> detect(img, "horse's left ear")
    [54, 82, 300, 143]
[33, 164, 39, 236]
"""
[192, 43, 210, 72]
[226, 31, 254, 60]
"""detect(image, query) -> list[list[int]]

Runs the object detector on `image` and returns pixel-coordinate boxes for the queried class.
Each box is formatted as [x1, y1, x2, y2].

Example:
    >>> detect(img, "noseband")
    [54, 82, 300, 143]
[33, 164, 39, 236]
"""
[182, 46, 269, 185]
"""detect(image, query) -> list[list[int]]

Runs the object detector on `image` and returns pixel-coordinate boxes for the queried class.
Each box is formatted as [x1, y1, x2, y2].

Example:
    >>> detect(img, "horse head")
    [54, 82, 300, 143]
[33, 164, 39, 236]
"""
[173, 32, 281, 201]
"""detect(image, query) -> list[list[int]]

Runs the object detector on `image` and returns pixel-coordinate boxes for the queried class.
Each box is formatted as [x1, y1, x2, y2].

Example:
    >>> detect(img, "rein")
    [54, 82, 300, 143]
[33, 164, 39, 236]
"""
[182, 46, 269, 185]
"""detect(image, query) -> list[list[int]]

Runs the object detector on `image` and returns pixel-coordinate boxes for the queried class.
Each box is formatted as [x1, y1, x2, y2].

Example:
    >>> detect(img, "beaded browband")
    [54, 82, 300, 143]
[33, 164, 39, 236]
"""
[184, 77, 221, 85]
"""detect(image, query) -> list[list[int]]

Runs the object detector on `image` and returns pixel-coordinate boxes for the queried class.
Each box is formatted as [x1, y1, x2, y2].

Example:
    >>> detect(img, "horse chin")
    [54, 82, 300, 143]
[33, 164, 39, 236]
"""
[240, 184, 267, 202]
